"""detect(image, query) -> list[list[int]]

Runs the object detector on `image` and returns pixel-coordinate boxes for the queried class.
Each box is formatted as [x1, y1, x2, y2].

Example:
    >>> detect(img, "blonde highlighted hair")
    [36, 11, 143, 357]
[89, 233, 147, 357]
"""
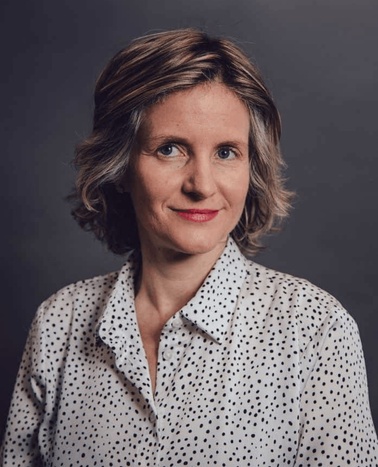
[70, 28, 293, 256]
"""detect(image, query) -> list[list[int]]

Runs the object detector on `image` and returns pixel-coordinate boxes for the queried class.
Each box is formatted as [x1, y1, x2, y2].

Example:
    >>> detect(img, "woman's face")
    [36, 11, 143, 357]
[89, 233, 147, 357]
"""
[127, 82, 250, 259]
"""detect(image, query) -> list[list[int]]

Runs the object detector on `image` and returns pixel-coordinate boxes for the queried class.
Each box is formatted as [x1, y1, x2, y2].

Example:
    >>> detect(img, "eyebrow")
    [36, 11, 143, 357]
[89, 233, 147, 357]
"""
[146, 135, 190, 145]
[143, 135, 249, 150]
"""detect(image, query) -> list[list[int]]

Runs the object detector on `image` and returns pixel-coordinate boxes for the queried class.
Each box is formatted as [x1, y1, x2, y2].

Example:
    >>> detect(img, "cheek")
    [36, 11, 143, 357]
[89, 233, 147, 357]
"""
[131, 185, 157, 214]
[130, 171, 172, 219]
[228, 170, 250, 204]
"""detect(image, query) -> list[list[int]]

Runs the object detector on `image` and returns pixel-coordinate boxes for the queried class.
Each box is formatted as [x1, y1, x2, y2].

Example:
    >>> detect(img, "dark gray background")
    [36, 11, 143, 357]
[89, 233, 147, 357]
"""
[1, 0, 377, 437]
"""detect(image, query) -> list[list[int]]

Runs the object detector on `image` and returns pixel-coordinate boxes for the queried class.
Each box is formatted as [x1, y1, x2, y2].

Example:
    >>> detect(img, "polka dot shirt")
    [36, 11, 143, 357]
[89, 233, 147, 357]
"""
[1, 238, 377, 466]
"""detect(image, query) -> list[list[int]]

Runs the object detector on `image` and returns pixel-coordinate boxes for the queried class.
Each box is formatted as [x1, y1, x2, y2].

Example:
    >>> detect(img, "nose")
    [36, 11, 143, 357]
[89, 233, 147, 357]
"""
[182, 156, 217, 200]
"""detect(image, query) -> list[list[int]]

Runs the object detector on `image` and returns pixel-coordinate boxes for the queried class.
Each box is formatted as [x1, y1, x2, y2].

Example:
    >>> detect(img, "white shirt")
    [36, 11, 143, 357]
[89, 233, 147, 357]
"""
[1, 238, 377, 466]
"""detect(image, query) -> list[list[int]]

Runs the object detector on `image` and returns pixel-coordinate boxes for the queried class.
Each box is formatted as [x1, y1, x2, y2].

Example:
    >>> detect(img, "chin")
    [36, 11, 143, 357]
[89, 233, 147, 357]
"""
[166, 235, 228, 257]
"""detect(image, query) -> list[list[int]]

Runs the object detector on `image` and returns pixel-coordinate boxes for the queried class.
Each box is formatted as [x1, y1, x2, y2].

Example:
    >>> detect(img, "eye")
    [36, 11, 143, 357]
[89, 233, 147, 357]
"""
[157, 144, 181, 157]
[217, 147, 237, 160]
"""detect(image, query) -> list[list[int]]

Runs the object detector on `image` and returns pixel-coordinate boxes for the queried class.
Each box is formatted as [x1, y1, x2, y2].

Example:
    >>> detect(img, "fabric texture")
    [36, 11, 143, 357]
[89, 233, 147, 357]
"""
[1, 238, 377, 466]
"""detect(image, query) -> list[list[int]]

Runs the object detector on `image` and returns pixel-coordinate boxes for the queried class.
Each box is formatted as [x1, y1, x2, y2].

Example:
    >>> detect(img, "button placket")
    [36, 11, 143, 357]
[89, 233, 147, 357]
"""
[181, 332, 191, 345]
[155, 328, 177, 399]
[149, 410, 157, 424]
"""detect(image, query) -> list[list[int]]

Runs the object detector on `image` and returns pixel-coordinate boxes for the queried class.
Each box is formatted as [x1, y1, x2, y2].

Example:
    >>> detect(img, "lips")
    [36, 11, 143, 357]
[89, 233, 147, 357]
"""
[174, 209, 219, 223]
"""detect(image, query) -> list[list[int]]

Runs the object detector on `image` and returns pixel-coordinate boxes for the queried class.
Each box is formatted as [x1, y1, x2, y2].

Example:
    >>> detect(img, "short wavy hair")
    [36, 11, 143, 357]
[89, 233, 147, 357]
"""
[70, 28, 293, 256]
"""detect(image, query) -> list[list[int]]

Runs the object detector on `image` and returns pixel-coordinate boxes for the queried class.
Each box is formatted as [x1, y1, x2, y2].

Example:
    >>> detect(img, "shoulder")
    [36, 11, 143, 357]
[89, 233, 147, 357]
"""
[243, 258, 341, 306]
[32, 267, 124, 340]
[40, 270, 119, 313]
[240, 258, 358, 348]
[252, 260, 339, 299]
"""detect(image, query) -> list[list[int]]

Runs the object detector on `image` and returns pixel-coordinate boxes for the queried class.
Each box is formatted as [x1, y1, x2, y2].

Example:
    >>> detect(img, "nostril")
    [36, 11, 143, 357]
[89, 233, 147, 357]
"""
[183, 190, 207, 201]
[182, 169, 217, 199]
[182, 179, 216, 199]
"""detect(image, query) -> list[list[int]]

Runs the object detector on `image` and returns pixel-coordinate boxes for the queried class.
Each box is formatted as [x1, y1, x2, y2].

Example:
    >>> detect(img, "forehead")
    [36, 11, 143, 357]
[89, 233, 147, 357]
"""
[139, 83, 250, 143]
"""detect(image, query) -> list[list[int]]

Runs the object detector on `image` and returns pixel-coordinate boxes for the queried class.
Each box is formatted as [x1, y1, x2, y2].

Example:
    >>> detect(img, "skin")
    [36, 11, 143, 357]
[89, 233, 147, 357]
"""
[126, 82, 250, 393]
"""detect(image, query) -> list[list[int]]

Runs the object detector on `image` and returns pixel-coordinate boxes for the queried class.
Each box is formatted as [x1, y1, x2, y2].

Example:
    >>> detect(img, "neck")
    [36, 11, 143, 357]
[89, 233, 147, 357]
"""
[135, 241, 226, 322]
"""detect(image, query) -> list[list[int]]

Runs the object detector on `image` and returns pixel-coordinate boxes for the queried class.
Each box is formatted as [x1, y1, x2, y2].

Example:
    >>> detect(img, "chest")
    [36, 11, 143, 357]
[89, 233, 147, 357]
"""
[42, 313, 303, 466]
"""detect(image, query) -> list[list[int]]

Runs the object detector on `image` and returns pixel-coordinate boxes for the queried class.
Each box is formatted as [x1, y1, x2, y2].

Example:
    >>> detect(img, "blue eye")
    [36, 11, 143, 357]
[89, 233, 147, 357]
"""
[157, 144, 180, 157]
[217, 147, 237, 160]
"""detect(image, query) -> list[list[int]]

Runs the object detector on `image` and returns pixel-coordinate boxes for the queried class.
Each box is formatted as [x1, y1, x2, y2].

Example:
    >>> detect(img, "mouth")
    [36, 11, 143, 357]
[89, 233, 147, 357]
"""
[173, 209, 219, 223]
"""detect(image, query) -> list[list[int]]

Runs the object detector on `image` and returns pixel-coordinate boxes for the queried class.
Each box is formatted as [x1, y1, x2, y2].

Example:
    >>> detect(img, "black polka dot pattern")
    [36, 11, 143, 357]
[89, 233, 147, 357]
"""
[1, 238, 377, 466]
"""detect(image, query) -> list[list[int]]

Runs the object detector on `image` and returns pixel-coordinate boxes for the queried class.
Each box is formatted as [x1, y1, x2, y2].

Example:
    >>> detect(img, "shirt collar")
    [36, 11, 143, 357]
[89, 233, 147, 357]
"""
[97, 237, 248, 346]
[180, 237, 248, 343]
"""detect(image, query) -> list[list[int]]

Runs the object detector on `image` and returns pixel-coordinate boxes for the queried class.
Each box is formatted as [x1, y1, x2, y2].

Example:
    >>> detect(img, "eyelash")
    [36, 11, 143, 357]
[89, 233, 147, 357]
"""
[156, 144, 181, 157]
[156, 144, 239, 160]
[217, 147, 237, 160]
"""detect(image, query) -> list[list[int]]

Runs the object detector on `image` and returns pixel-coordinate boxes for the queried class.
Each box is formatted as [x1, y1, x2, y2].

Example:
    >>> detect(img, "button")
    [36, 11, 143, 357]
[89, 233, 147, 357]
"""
[149, 411, 156, 423]
[172, 319, 181, 329]
[163, 349, 173, 360]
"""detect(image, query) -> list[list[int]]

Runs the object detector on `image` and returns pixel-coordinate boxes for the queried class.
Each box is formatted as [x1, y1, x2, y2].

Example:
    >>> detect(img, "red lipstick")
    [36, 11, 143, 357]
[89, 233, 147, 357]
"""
[175, 209, 219, 223]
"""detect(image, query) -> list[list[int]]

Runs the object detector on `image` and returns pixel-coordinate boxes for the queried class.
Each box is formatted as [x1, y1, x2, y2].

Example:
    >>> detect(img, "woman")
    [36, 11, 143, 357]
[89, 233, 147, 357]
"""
[1, 29, 377, 466]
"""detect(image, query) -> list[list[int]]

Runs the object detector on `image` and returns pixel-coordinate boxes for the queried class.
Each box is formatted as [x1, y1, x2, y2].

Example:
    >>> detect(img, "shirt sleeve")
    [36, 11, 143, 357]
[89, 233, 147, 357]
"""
[295, 308, 378, 466]
[1, 305, 47, 466]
